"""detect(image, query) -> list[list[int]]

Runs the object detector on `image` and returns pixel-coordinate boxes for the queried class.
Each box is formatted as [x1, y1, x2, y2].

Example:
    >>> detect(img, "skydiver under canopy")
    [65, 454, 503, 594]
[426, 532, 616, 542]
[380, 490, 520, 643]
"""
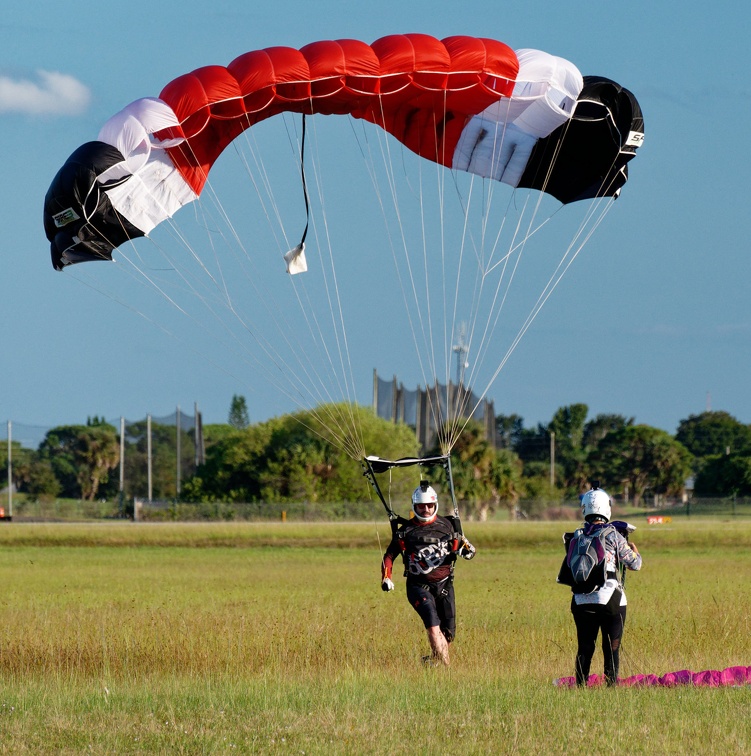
[380, 481, 475, 666]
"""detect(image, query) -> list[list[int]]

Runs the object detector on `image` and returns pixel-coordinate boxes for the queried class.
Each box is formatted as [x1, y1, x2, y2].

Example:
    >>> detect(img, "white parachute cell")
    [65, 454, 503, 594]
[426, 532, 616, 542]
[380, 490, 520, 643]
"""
[452, 49, 583, 185]
[97, 98, 197, 234]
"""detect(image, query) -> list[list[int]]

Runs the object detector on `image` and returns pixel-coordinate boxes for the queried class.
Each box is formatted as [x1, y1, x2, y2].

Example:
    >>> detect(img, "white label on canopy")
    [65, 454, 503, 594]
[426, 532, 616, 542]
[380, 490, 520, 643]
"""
[52, 207, 80, 228]
[625, 131, 644, 148]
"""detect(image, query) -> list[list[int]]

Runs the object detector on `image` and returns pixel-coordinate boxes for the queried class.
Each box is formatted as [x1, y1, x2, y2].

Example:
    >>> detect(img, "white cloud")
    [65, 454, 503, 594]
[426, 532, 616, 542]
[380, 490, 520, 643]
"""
[0, 70, 90, 115]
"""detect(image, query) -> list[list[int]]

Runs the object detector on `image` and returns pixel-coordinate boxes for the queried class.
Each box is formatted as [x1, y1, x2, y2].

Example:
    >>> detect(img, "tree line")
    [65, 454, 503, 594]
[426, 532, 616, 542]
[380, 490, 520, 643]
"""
[4, 394, 751, 519]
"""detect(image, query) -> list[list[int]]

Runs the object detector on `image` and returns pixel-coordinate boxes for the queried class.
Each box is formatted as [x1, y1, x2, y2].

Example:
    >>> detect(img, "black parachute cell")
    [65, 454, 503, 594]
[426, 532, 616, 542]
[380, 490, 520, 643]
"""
[43, 141, 145, 271]
[517, 76, 644, 204]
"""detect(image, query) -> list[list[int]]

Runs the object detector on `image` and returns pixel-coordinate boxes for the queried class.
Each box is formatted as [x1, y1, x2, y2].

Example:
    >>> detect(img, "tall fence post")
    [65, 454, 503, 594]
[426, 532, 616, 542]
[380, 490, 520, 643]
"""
[550, 431, 556, 491]
[6, 420, 11, 519]
[119, 417, 125, 518]
[147, 414, 152, 503]
[176, 405, 181, 500]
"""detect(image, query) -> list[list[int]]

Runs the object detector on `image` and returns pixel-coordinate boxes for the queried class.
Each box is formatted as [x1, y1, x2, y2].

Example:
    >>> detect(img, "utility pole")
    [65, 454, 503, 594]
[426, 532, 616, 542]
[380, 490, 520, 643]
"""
[550, 431, 556, 490]
[176, 405, 181, 500]
[119, 417, 125, 517]
[147, 414, 152, 503]
[6, 421, 11, 518]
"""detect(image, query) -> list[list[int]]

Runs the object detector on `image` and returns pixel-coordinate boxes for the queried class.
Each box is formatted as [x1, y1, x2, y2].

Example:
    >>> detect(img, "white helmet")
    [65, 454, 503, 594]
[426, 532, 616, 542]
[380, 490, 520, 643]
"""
[412, 482, 438, 523]
[581, 487, 611, 522]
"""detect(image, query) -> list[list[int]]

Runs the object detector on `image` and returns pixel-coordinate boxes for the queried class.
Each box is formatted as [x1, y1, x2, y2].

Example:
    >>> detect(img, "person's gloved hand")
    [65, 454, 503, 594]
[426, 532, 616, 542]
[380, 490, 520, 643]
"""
[460, 537, 476, 560]
[381, 577, 395, 592]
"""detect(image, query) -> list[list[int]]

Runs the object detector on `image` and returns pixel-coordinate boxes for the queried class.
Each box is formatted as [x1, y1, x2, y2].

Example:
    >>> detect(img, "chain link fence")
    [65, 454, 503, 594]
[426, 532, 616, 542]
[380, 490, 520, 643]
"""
[3, 496, 748, 523]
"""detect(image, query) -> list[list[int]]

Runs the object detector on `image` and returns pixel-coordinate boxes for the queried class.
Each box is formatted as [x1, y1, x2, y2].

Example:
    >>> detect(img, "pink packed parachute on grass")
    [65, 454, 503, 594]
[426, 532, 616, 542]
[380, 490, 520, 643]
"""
[554, 665, 751, 688]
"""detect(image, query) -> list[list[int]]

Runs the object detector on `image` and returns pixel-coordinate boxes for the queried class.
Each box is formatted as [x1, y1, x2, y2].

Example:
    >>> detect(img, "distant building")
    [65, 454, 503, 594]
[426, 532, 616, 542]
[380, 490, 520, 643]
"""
[373, 369, 496, 452]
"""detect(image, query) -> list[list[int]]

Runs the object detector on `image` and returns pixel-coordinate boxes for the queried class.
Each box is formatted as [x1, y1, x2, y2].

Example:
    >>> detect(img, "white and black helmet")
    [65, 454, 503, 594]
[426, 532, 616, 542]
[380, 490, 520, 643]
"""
[581, 485, 612, 522]
[412, 481, 438, 523]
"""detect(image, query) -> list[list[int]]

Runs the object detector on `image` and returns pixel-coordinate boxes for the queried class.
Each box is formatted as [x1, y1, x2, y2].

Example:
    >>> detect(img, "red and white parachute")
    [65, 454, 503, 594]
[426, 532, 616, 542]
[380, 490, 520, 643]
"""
[44, 34, 644, 457]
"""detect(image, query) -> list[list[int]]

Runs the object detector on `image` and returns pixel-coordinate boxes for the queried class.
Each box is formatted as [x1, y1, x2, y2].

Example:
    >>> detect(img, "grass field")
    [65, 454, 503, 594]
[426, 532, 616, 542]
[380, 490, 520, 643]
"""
[0, 519, 749, 753]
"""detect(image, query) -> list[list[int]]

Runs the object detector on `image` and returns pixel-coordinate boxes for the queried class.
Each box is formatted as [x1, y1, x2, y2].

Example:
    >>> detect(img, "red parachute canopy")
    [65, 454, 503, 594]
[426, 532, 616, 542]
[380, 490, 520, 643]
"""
[42, 33, 644, 458]
[45, 33, 643, 270]
[156, 34, 518, 195]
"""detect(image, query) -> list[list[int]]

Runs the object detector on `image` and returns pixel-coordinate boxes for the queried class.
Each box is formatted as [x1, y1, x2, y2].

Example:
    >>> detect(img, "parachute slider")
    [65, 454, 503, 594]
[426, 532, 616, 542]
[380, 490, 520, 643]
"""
[363, 454, 450, 475]
[284, 242, 308, 275]
[362, 454, 451, 526]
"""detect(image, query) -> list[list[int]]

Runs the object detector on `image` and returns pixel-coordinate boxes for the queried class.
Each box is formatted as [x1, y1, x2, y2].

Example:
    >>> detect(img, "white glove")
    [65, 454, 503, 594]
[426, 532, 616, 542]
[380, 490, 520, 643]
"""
[460, 538, 476, 560]
[381, 577, 394, 592]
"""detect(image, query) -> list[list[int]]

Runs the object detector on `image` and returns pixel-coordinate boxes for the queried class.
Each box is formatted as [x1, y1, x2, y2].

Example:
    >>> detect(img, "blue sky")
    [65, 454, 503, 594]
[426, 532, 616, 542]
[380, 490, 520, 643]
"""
[2, 0, 750, 444]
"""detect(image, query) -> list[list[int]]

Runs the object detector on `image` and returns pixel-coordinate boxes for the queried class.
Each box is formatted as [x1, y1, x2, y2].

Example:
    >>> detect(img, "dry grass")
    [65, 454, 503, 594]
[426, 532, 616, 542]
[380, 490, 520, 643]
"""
[0, 519, 749, 753]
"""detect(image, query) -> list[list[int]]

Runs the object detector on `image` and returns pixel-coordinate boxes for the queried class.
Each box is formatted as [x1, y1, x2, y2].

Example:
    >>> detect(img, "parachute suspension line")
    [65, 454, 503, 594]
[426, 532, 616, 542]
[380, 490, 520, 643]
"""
[444, 107, 555, 452]
[232, 115, 368, 458]
[446, 158, 516, 449]
[68, 218, 315, 402]
[461, 200, 606, 440]
[483, 211, 559, 277]
[300, 112, 366, 459]
[444, 180, 473, 452]
[232, 136, 294, 253]
[125, 228, 336, 416]
[476, 97, 514, 270]
[436, 93, 466, 450]
[435, 96, 451, 403]
[441, 172, 504, 451]
[235, 121, 358, 404]
[418, 131, 449, 449]
[67, 264, 264, 392]
[473, 197, 617, 411]
[164, 176, 336, 405]
[139, 127, 364, 458]
[348, 115, 453, 456]
[353, 104, 447, 439]
[412, 112, 467, 457]
[439, 139, 512, 450]
[470, 191, 543, 376]
[439, 150, 563, 448]
[528, 120, 572, 204]
[69, 262, 189, 339]
[243, 115, 362, 451]
[234, 120, 355, 411]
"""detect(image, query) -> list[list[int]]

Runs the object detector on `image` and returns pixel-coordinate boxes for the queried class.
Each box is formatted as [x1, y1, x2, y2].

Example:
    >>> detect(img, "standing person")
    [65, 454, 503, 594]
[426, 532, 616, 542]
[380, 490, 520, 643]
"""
[564, 485, 642, 687]
[380, 481, 475, 666]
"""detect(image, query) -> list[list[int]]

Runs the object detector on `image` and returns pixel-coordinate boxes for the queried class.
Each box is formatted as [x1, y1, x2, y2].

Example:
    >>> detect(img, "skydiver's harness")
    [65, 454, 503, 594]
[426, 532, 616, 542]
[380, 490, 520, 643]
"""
[362, 454, 475, 583]
[396, 517, 458, 581]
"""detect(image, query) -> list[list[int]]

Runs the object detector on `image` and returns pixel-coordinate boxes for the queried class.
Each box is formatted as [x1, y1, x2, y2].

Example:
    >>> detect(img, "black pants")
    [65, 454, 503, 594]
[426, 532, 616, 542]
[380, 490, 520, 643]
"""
[406, 577, 456, 642]
[571, 601, 627, 686]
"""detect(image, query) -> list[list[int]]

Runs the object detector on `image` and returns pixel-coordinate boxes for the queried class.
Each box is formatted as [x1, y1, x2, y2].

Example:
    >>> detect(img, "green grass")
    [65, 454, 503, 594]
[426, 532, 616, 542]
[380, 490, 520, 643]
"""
[0, 519, 749, 753]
